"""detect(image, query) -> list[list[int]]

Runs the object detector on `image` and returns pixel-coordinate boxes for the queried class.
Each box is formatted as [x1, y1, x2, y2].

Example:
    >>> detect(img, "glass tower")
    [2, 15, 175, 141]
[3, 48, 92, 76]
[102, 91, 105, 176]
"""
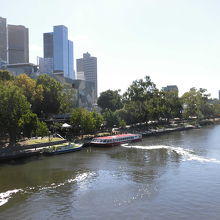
[42, 25, 75, 79]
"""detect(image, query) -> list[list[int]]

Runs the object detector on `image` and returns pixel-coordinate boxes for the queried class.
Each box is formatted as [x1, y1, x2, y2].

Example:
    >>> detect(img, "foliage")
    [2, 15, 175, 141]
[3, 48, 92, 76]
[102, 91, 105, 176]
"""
[123, 76, 157, 102]
[36, 121, 49, 138]
[0, 70, 14, 81]
[0, 83, 31, 145]
[18, 112, 39, 138]
[14, 74, 43, 113]
[181, 88, 212, 119]
[92, 112, 104, 130]
[97, 89, 123, 112]
[59, 86, 77, 113]
[70, 108, 103, 134]
[36, 74, 63, 116]
[102, 109, 120, 128]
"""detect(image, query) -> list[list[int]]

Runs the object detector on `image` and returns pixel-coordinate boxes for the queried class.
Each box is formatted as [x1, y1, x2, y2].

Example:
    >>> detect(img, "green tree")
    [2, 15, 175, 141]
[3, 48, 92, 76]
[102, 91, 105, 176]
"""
[36, 121, 49, 138]
[92, 112, 104, 131]
[59, 86, 77, 113]
[18, 112, 39, 138]
[36, 74, 63, 117]
[0, 83, 31, 145]
[0, 70, 14, 81]
[70, 108, 98, 134]
[181, 88, 212, 119]
[97, 89, 123, 112]
[102, 109, 120, 128]
[123, 76, 157, 123]
[14, 74, 43, 114]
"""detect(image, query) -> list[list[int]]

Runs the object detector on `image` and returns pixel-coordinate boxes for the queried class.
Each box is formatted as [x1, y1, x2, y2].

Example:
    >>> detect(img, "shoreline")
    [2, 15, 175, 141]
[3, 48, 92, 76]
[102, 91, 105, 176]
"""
[0, 118, 220, 162]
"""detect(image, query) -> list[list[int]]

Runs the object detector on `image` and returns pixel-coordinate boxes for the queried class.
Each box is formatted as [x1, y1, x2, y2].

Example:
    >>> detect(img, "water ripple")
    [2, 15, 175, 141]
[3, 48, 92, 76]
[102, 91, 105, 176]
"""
[122, 144, 220, 164]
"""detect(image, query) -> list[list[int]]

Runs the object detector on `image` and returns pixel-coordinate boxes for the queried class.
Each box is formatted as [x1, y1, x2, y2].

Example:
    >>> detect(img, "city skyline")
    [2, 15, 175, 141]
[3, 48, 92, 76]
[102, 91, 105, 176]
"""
[1, 0, 220, 98]
[41, 25, 75, 79]
[0, 17, 29, 64]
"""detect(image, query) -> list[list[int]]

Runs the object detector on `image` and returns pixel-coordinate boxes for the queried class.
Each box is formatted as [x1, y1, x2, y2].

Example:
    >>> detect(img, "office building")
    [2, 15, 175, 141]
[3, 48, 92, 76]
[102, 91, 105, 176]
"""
[41, 25, 75, 80]
[6, 63, 37, 77]
[162, 85, 179, 93]
[8, 24, 29, 64]
[72, 79, 96, 109]
[43, 32, 53, 58]
[77, 71, 85, 80]
[77, 52, 97, 99]
[0, 17, 7, 62]
[38, 57, 53, 74]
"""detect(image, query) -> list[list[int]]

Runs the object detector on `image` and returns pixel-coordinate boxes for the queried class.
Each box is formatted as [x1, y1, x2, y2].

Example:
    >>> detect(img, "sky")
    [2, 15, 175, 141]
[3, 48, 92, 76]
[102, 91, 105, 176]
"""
[1, 0, 220, 98]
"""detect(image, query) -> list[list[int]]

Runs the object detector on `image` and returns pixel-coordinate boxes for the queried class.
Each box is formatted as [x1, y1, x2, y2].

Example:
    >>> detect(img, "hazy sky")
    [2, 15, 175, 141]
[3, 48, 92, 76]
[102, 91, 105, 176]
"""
[1, 0, 220, 97]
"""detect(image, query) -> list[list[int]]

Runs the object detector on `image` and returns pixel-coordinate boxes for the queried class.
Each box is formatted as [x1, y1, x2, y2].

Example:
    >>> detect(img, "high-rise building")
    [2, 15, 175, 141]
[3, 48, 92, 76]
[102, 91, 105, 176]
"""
[0, 17, 7, 62]
[8, 25, 29, 64]
[43, 32, 53, 58]
[77, 52, 97, 99]
[41, 25, 75, 80]
[162, 85, 178, 93]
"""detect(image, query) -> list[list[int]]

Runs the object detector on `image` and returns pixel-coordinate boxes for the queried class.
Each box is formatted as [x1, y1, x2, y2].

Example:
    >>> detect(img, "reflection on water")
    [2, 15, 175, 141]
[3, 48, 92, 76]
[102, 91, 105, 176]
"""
[1, 125, 220, 219]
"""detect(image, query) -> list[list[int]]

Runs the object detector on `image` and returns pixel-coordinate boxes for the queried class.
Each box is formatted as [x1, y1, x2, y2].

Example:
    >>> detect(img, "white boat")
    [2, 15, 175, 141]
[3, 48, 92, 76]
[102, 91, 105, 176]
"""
[90, 133, 142, 147]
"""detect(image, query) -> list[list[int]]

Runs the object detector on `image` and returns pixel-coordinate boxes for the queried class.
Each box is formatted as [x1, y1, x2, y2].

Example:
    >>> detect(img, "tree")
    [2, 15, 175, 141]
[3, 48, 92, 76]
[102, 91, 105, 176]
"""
[181, 88, 212, 119]
[36, 74, 63, 117]
[0, 83, 31, 145]
[102, 109, 120, 128]
[59, 86, 77, 113]
[18, 112, 39, 138]
[0, 70, 14, 81]
[36, 121, 49, 138]
[70, 108, 95, 134]
[14, 74, 43, 114]
[123, 76, 157, 102]
[97, 89, 123, 112]
[122, 76, 158, 123]
[92, 112, 104, 131]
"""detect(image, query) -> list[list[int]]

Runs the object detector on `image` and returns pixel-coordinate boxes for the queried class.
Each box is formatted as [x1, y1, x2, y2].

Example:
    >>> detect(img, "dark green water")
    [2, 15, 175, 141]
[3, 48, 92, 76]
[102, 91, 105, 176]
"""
[1, 125, 220, 220]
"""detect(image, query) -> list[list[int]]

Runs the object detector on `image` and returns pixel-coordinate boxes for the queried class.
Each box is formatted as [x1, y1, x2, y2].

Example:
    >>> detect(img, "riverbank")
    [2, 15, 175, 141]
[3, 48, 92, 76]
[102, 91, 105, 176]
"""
[1, 118, 220, 162]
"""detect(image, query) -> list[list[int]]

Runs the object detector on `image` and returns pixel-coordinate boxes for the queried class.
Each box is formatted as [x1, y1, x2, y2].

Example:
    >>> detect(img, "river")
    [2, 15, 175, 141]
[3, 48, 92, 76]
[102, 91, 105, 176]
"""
[1, 125, 220, 220]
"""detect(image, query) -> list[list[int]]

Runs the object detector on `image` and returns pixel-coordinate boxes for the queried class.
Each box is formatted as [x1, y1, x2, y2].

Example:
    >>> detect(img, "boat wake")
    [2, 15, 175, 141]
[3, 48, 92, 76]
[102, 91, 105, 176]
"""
[121, 144, 220, 164]
[40, 171, 96, 190]
[0, 172, 95, 207]
[0, 189, 23, 207]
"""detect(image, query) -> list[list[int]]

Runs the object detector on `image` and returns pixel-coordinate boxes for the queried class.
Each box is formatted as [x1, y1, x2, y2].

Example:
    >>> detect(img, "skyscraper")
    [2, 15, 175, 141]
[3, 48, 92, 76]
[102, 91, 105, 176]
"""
[42, 25, 75, 79]
[8, 24, 29, 64]
[43, 32, 53, 58]
[0, 17, 7, 62]
[77, 52, 97, 99]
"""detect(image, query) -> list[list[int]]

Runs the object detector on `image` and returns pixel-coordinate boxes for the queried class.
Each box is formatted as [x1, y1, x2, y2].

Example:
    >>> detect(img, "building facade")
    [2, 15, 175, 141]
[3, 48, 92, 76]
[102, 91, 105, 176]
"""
[0, 17, 7, 62]
[77, 52, 97, 99]
[41, 25, 75, 80]
[6, 63, 37, 77]
[8, 25, 29, 64]
[43, 32, 53, 58]
[72, 79, 96, 109]
[162, 85, 179, 93]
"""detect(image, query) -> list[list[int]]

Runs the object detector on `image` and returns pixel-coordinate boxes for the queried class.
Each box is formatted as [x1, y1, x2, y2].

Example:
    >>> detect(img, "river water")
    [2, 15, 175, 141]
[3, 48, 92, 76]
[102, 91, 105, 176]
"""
[1, 125, 220, 220]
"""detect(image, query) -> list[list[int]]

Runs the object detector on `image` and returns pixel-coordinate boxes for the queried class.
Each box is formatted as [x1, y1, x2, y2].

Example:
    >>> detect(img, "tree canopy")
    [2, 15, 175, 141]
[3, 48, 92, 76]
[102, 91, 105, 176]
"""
[97, 89, 123, 112]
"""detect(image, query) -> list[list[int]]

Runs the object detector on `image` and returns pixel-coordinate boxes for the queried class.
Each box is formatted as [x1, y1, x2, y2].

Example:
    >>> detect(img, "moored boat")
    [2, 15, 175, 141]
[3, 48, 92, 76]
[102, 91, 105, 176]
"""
[90, 133, 142, 147]
[43, 142, 82, 155]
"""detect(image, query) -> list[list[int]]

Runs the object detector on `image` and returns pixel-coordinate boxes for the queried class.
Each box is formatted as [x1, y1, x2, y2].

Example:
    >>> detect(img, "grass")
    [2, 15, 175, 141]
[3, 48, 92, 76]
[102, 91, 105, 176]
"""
[25, 137, 63, 145]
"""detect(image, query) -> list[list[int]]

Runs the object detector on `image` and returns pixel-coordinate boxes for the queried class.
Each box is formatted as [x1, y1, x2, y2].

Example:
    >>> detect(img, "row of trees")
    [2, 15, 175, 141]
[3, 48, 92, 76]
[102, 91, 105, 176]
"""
[0, 70, 76, 145]
[97, 76, 220, 127]
[1, 70, 220, 145]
